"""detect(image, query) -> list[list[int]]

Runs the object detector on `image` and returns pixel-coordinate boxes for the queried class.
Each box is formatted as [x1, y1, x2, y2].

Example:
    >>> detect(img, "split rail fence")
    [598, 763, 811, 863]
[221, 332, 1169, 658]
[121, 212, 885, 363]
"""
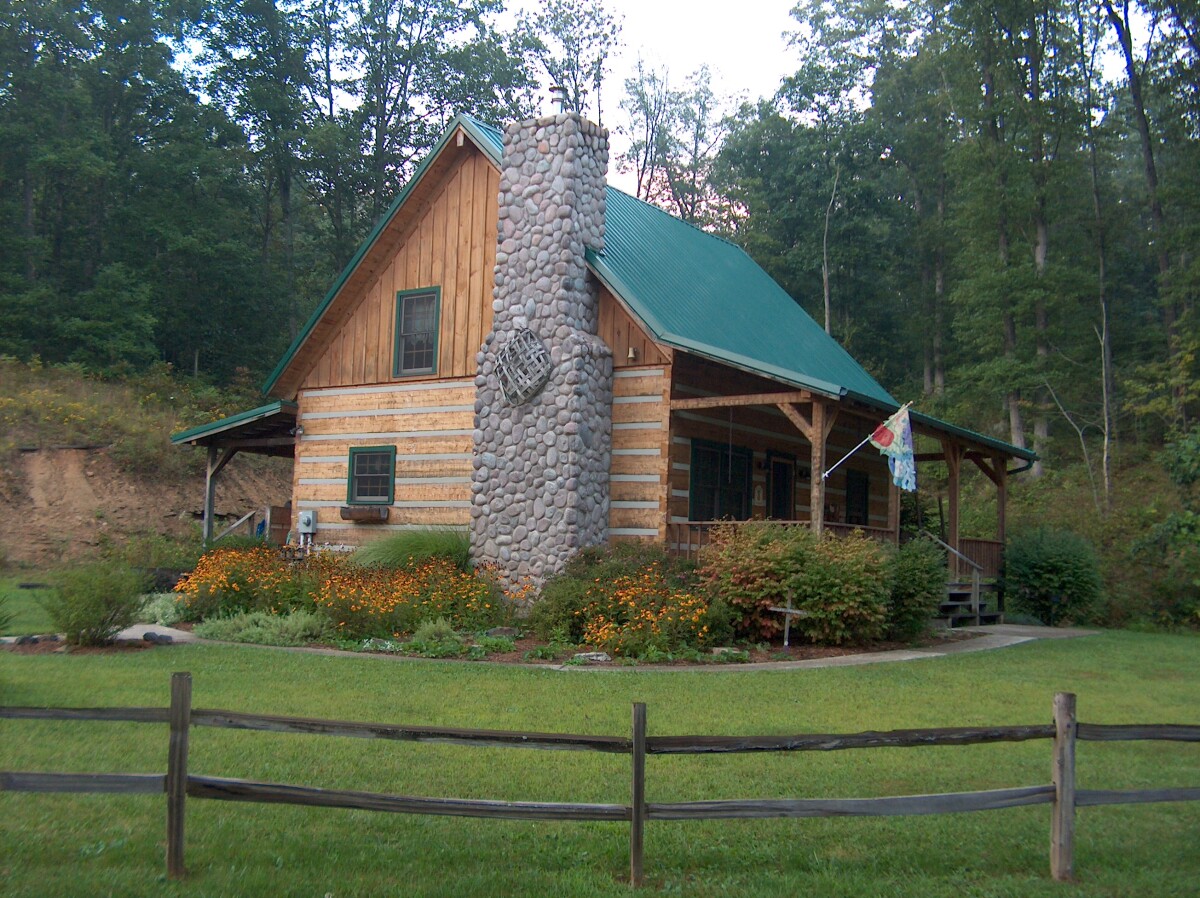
[2, 673, 1198, 886]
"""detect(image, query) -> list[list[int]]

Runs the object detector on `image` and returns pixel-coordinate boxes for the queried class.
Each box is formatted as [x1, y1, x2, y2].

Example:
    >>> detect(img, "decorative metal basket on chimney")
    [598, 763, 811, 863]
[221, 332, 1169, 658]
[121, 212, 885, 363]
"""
[496, 328, 552, 406]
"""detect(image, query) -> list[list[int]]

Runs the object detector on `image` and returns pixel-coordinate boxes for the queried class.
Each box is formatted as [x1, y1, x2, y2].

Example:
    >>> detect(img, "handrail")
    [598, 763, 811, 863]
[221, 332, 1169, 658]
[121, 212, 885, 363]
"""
[919, 530, 983, 572]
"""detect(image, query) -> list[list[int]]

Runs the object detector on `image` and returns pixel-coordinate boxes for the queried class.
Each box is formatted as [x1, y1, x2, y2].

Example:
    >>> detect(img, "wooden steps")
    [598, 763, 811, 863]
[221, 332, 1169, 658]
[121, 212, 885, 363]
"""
[933, 580, 1004, 629]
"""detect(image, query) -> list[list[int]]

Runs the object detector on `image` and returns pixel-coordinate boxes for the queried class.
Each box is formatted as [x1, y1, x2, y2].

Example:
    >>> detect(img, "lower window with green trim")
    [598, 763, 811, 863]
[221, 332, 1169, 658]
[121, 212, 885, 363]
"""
[347, 446, 396, 505]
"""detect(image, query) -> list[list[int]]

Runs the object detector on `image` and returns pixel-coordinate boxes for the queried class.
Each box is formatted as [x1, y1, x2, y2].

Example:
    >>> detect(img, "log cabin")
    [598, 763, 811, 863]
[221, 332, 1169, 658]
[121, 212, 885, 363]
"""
[174, 110, 1035, 597]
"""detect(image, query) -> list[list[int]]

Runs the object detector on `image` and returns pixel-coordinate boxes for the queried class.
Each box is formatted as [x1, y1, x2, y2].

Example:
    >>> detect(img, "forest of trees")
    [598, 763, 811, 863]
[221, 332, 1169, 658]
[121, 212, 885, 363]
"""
[2, 0, 1197, 485]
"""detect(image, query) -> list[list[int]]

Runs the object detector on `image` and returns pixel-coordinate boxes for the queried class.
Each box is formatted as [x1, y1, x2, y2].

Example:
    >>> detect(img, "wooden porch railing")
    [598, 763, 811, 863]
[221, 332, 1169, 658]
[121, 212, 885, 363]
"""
[666, 520, 897, 562]
[960, 538, 1004, 579]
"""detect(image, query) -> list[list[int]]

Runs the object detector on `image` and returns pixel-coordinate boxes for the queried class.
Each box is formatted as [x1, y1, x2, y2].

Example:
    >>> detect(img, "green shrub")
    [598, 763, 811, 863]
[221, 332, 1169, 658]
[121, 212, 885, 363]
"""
[403, 617, 466, 658]
[350, 529, 471, 572]
[695, 523, 814, 640]
[194, 609, 332, 646]
[697, 524, 894, 645]
[44, 561, 150, 646]
[1004, 528, 1102, 625]
[531, 542, 697, 641]
[791, 534, 891, 645]
[887, 538, 947, 640]
[139, 592, 187, 626]
[0, 593, 13, 633]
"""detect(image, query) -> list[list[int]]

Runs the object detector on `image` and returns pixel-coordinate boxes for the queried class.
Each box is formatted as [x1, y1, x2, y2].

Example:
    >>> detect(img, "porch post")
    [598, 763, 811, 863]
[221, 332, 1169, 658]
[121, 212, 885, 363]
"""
[888, 479, 900, 544]
[944, 442, 963, 577]
[202, 446, 237, 547]
[996, 454, 1008, 547]
[809, 401, 826, 534]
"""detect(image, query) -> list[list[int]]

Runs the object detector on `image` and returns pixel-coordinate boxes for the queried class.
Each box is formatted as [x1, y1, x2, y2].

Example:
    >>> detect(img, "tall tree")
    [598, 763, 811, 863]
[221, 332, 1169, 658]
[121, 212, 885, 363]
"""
[519, 0, 621, 122]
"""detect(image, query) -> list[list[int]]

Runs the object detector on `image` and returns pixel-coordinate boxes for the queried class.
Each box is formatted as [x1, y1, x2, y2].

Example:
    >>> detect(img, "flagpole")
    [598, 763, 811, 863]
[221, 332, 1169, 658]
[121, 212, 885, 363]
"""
[821, 402, 912, 481]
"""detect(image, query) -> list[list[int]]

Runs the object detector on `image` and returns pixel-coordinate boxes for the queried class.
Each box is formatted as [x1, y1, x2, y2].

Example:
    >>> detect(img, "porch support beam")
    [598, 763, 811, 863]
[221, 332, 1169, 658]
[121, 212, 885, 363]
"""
[203, 446, 238, 547]
[809, 401, 827, 534]
[943, 442, 964, 577]
[996, 457, 1008, 547]
[776, 403, 813, 441]
[671, 390, 813, 411]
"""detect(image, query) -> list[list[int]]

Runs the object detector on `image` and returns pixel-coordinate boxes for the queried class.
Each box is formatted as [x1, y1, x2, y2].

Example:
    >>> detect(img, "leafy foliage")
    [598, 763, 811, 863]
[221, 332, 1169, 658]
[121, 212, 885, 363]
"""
[194, 609, 333, 646]
[44, 561, 150, 646]
[886, 538, 947, 641]
[174, 545, 313, 621]
[1004, 528, 1102, 625]
[530, 542, 697, 641]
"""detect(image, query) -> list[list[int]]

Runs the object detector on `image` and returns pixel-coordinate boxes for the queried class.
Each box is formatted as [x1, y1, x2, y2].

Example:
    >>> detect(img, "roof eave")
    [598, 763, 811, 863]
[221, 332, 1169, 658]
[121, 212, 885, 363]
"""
[170, 400, 297, 445]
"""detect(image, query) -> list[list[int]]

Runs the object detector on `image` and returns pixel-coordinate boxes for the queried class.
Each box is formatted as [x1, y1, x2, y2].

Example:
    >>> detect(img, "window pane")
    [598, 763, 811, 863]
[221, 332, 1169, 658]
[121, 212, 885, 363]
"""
[351, 450, 392, 503]
[397, 293, 436, 373]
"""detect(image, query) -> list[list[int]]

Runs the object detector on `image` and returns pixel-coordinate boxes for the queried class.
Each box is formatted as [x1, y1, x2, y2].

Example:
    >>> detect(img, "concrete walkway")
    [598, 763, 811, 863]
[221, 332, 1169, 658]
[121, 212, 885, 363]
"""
[4, 623, 1097, 669]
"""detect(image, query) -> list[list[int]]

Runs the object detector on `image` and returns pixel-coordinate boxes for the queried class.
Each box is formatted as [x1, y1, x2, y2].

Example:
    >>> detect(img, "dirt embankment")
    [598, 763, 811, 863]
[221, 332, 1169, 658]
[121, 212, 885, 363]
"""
[0, 448, 292, 568]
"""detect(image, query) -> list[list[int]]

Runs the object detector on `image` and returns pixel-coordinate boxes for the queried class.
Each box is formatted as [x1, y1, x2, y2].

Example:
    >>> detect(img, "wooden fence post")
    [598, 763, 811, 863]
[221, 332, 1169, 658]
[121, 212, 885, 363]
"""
[167, 672, 193, 880]
[630, 702, 647, 888]
[1051, 692, 1077, 882]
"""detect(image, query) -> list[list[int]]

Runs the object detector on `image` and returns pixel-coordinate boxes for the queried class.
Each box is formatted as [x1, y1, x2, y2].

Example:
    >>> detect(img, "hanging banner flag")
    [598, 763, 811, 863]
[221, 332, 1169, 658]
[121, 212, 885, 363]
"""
[869, 405, 917, 492]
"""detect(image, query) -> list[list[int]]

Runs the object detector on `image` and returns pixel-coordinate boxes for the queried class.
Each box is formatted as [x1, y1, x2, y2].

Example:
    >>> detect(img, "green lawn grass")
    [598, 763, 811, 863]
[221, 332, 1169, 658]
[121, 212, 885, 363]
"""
[1, 630, 1198, 897]
[0, 578, 55, 635]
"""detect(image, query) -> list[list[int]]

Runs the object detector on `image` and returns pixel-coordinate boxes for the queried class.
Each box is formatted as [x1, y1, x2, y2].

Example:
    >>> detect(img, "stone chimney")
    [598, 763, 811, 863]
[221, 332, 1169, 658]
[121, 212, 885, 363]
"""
[470, 112, 613, 583]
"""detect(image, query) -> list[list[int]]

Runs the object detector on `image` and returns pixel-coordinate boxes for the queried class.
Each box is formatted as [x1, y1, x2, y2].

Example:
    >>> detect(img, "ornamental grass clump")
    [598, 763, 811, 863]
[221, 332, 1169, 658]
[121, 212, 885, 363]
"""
[349, 529, 471, 571]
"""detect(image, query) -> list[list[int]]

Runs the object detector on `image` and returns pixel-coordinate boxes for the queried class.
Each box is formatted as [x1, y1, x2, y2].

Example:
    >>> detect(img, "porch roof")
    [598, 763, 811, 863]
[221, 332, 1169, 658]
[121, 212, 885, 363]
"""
[170, 401, 297, 458]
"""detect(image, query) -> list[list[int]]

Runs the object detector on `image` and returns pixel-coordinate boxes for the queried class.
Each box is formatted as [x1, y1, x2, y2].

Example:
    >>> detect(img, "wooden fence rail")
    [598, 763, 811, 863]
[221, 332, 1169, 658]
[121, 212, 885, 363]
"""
[2, 672, 1198, 887]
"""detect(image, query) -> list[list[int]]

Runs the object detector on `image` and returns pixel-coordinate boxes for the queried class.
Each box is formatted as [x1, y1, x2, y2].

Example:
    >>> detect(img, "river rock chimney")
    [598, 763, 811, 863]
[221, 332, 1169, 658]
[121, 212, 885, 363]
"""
[469, 112, 613, 583]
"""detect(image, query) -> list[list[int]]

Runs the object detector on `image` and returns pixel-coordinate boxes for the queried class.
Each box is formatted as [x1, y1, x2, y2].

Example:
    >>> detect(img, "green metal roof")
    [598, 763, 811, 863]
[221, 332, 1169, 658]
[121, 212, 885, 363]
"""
[170, 400, 297, 445]
[261, 114, 1034, 462]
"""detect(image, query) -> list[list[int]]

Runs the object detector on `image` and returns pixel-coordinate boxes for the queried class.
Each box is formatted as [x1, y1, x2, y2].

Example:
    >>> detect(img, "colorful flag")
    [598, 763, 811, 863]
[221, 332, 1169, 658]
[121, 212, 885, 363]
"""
[870, 406, 917, 492]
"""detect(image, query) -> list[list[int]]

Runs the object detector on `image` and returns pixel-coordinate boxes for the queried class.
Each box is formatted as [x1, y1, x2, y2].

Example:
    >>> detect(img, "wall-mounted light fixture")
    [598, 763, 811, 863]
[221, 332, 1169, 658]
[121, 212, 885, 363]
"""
[627, 346, 637, 361]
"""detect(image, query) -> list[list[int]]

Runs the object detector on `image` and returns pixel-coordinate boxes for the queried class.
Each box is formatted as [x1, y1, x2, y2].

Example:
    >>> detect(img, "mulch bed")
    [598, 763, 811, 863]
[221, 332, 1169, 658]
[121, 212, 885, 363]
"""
[3, 638, 156, 656]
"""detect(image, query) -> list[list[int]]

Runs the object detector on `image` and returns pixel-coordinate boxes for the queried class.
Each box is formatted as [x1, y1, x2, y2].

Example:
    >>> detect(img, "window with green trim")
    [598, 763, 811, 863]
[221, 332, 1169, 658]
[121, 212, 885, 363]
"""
[393, 288, 439, 376]
[689, 440, 752, 521]
[347, 446, 395, 505]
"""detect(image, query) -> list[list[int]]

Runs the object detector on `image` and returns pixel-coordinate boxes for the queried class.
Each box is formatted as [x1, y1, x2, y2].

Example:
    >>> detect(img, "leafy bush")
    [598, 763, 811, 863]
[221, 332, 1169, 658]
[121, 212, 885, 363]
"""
[350, 529, 471, 572]
[1004, 528, 1102, 625]
[697, 524, 893, 645]
[531, 542, 698, 642]
[139, 592, 187, 626]
[886, 538, 947, 640]
[695, 523, 813, 640]
[791, 534, 891, 645]
[402, 617, 466, 657]
[0, 592, 13, 633]
[529, 543, 725, 657]
[44, 561, 150, 646]
[193, 609, 332, 646]
[173, 546, 313, 620]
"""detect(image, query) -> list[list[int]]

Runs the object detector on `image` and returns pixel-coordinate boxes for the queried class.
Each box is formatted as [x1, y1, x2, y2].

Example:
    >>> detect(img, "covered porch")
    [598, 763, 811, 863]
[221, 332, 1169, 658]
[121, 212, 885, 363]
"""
[660, 356, 1035, 585]
[170, 401, 298, 545]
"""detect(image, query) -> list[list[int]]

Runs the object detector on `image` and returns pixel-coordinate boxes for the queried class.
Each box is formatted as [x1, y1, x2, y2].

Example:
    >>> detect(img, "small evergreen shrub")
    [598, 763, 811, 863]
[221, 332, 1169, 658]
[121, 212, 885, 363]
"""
[350, 529, 471, 572]
[403, 617, 466, 658]
[0, 593, 14, 633]
[1004, 528, 1102, 625]
[886, 538, 947, 640]
[45, 561, 150, 646]
[194, 609, 332, 646]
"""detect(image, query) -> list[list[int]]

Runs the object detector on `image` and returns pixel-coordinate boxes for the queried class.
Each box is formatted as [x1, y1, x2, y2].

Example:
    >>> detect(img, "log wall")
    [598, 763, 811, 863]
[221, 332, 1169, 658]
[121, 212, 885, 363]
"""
[610, 366, 671, 541]
[294, 380, 475, 545]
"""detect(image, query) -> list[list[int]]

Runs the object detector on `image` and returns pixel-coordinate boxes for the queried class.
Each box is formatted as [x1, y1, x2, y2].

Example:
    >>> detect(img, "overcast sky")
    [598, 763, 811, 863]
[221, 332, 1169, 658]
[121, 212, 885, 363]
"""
[514, 0, 800, 191]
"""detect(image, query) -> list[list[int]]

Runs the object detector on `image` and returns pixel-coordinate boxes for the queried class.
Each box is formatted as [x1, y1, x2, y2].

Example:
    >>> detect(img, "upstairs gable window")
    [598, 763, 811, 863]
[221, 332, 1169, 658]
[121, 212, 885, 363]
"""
[394, 288, 439, 376]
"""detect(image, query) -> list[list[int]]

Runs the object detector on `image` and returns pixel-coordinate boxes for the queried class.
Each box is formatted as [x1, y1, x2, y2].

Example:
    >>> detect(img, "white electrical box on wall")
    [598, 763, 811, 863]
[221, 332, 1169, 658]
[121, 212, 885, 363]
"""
[296, 510, 317, 534]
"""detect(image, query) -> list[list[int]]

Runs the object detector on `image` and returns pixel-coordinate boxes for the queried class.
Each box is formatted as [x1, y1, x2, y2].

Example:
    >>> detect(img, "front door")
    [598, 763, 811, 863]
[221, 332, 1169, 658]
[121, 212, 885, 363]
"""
[769, 457, 794, 520]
